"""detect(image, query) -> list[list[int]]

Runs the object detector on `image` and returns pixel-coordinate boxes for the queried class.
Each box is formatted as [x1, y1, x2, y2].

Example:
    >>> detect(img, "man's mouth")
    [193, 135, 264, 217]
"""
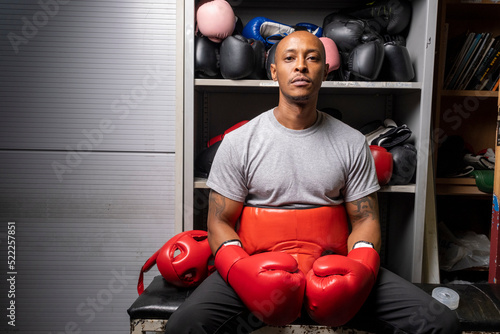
[291, 76, 311, 86]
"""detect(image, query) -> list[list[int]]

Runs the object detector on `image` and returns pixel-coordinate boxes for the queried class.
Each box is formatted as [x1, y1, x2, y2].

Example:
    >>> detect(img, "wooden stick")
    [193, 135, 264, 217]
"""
[489, 91, 500, 283]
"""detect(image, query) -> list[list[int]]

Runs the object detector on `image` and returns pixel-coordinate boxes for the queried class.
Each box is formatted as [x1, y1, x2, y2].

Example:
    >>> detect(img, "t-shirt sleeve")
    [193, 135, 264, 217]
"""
[342, 140, 380, 202]
[206, 136, 248, 203]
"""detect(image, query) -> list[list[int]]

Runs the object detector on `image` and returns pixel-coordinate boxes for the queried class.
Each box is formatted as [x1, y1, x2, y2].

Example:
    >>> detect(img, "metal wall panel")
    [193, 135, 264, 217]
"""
[0, 152, 176, 333]
[0, 0, 176, 153]
[0, 0, 177, 333]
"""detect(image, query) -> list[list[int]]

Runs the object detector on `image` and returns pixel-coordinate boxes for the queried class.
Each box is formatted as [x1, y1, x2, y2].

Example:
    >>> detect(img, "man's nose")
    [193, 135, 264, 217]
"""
[295, 57, 308, 72]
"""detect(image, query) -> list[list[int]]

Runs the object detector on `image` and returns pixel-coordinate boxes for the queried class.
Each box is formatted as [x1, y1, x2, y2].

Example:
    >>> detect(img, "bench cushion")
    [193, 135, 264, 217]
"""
[128, 275, 196, 320]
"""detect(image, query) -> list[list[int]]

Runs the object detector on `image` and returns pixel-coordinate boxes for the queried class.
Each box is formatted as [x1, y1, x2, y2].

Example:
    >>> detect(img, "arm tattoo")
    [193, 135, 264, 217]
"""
[350, 195, 378, 222]
[209, 191, 226, 220]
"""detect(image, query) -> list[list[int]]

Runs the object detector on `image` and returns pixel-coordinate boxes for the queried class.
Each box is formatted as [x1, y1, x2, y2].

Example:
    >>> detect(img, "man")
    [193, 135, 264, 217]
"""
[165, 31, 459, 334]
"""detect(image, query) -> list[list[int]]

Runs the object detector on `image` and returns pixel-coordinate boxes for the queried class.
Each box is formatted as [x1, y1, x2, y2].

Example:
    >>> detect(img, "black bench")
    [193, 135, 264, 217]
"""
[128, 275, 500, 334]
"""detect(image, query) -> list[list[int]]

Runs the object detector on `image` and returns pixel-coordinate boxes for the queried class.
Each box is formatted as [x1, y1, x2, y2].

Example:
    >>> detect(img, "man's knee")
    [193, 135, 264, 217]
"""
[408, 299, 460, 334]
[165, 303, 207, 334]
[434, 306, 460, 334]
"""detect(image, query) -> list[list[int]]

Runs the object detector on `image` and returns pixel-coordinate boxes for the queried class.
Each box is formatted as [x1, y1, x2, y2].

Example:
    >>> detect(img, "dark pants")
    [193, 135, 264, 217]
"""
[164, 268, 460, 334]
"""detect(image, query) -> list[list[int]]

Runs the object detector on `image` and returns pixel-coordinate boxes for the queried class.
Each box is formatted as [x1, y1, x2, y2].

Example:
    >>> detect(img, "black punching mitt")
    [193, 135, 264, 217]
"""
[265, 41, 279, 80]
[388, 143, 417, 185]
[323, 14, 366, 54]
[194, 141, 222, 178]
[380, 42, 414, 82]
[345, 0, 412, 35]
[246, 39, 267, 79]
[348, 41, 385, 80]
[195, 120, 249, 177]
[220, 35, 255, 79]
[195, 36, 221, 78]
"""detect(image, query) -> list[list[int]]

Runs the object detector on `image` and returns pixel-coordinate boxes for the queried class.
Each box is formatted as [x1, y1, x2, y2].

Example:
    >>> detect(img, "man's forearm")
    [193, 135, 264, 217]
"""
[206, 190, 243, 254]
[347, 219, 381, 252]
[346, 193, 382, 252]
[208, 220, 241, 255]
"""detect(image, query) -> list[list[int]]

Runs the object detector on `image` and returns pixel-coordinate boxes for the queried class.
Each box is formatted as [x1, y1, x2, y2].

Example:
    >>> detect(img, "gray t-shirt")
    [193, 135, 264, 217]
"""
[206, 109, 380, 208]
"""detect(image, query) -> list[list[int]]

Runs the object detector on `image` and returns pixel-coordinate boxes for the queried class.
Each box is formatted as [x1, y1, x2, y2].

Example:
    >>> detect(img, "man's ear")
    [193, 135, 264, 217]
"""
[323, 63, 329, 80]
[270, 63, 278, 81]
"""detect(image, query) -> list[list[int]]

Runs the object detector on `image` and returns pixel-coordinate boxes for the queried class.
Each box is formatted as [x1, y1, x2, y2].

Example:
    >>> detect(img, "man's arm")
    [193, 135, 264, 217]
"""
[208, 192, 306, 326]
[207, 190, 244, 254]
[306, 192, 381, 326]
[345, 192, 381, 252]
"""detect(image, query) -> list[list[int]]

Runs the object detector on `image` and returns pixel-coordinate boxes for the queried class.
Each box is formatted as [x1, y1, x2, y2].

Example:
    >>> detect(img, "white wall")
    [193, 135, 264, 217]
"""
[0, 0, 177, 332]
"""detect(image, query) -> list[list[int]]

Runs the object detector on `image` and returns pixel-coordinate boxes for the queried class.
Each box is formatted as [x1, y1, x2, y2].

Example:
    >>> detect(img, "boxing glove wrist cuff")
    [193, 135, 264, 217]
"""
[352, 240, 375, 250]
[215, 239, 242, 256]
[214, 244, 248, 283]
[348, 247, 380, 279]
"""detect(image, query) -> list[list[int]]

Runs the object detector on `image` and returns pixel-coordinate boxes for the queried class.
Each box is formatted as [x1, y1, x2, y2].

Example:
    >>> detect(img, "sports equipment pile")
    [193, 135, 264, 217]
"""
[194, 0, 414, 82]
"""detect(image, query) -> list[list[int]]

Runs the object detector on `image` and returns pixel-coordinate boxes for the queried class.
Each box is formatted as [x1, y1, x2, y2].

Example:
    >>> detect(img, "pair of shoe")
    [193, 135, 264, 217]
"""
[463, 148, 495, 171]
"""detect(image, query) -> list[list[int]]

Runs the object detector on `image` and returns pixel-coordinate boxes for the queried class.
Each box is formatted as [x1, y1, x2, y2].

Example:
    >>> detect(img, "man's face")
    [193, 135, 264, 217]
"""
[271, 31, 328, 103]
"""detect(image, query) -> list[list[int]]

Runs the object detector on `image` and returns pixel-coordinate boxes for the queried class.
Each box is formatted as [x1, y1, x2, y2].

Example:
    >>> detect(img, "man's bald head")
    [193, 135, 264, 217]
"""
[270, 30, 328, 102]
[275, 31, 327, 68]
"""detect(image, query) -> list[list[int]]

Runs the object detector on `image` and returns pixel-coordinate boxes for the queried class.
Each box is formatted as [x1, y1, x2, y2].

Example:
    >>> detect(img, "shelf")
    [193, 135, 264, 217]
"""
[227, 0, 369, 10]
[194, 177, 416, 193]
[195, 79, 422, 95]
[194, 177, 210, 189]
[436, 177, 492, 196]
[378, 184, 416, 193]
[449, 0, 500, 5]
[440, 90, 498, 98]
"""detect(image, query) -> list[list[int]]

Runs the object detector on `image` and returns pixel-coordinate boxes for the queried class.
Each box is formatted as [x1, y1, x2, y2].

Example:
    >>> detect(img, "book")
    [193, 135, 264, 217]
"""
[479, 49, 500, 90]
[462, 36, 495, 90]
[447, 33, 483, 90]
[444, 32, 475, 89]
[466, 38, 500, 90]
[456, 33, 489, 89]
[457, 33, 492, 90]
[483, 49, 500, 89]
[491, 77, 499, 91]
[485, 67, 500, 90]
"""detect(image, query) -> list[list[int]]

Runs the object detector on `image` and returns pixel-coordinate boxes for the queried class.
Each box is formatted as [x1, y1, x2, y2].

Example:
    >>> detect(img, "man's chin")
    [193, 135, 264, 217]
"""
[294, 95, 311, 101]
[284, 93, 310, 103]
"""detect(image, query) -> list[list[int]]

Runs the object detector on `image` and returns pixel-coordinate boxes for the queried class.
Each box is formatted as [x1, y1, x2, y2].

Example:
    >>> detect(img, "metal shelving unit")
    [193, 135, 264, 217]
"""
[179, 0, 439, 283]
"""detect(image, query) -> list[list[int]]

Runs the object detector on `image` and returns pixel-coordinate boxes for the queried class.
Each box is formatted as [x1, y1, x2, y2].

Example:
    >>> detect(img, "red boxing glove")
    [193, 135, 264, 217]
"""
[215, 244, 306, 326]
[369, 145, 393, 186]
[305, 247, 380, 327]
